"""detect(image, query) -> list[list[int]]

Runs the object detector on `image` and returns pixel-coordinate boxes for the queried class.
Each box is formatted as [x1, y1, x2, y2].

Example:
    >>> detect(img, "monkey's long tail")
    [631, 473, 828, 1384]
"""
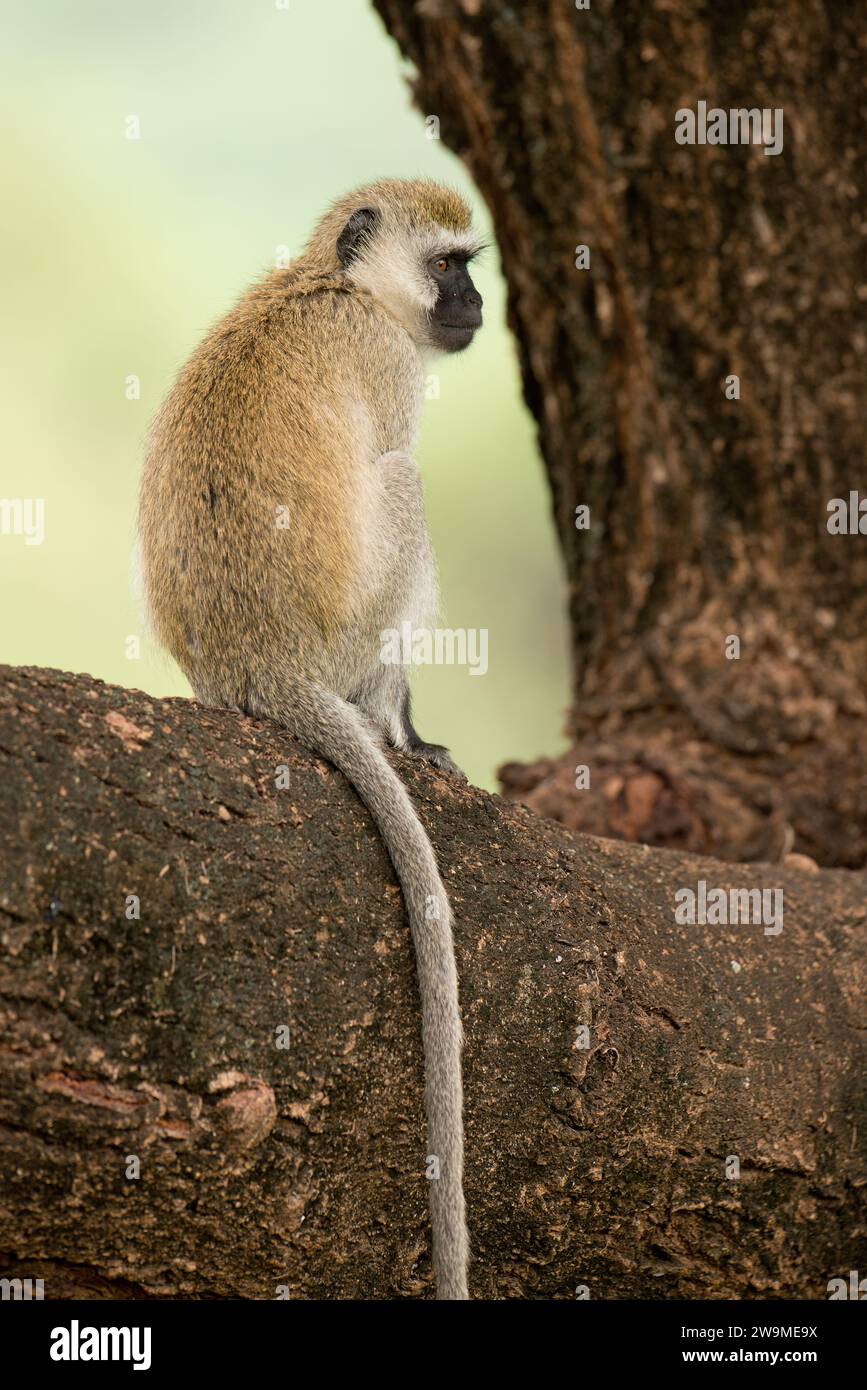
[267, 678, 468, 1301]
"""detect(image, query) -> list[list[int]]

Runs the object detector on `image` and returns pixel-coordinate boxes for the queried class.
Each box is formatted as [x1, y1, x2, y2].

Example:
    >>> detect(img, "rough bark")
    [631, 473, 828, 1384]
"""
[1, 666, 865, 1299]
[373, 0, 867, 869]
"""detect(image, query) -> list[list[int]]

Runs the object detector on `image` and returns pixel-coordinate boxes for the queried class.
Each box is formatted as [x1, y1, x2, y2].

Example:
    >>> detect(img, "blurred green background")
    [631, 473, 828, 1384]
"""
[0, 0, 568, 789]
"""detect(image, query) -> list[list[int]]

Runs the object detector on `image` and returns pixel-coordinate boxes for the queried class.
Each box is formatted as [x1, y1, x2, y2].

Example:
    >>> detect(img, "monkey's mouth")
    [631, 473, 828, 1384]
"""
[429, 316, 481, 353]
[435, 322, 479, 344]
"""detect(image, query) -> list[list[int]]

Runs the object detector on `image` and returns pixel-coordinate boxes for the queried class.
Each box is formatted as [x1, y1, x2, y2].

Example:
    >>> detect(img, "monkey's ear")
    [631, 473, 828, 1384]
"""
[336, 207, 379, 268]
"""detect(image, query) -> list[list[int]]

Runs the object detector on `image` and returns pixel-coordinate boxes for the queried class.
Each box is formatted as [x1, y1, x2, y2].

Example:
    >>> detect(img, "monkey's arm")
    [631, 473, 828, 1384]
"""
[398, 681, 466, 780]
[345, 449, 462, 777]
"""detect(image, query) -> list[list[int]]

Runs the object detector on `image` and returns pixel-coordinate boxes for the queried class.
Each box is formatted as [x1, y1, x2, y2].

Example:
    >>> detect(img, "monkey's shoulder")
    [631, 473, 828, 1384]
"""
[245, 268, 411, 355]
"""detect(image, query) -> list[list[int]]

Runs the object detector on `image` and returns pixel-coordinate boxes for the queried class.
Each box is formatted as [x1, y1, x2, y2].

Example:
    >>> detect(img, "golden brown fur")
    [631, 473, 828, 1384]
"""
[142, 263, 422, 698]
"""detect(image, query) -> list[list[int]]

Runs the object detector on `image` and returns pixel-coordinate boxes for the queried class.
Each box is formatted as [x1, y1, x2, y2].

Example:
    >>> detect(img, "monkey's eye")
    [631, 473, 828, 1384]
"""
[434, 257, 449, 273]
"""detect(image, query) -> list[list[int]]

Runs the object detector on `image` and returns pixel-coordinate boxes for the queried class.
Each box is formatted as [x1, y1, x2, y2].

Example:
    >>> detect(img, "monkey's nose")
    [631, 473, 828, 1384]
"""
[466, 290, 483, 309]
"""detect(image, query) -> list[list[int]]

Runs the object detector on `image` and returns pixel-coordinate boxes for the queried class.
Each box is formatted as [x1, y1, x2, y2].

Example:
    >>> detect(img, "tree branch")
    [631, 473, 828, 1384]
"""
[1, 667, 864, 1298]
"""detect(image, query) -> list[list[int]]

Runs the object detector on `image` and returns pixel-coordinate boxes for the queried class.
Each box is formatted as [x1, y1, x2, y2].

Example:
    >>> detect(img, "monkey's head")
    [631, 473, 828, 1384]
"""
[307, 179, 484, 354]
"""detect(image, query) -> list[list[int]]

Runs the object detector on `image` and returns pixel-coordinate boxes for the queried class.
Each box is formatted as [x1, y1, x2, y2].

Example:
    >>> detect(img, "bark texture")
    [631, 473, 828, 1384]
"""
[1, 667, 865, 1299]
[373, 0, 867, 869]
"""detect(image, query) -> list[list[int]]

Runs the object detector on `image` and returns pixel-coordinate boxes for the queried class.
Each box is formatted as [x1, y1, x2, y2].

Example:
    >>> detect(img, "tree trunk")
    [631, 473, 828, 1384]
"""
[373, 0, 867, 869]
[1, 667, 864, 1299]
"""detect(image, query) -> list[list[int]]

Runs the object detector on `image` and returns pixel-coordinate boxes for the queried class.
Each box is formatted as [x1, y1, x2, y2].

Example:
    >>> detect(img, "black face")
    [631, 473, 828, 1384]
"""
[427, 253, 483, 352]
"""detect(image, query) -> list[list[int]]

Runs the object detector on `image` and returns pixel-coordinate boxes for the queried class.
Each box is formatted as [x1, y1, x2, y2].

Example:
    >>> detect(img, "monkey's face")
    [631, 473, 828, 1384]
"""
[425, 253, 484, 354]
[334, 196, 484, 354]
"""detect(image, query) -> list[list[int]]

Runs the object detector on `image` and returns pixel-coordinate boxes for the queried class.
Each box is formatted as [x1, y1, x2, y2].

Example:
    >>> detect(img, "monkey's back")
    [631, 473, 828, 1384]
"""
[140, 267, 424, 706]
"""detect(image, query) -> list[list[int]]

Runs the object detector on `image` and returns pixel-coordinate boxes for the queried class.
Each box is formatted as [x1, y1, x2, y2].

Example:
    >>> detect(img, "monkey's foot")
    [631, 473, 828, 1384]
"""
[406, 740, 467, 780]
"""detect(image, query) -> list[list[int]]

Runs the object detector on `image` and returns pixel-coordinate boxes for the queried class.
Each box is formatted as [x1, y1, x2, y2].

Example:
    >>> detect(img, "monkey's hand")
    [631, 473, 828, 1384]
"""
[406, 738, 467, 781]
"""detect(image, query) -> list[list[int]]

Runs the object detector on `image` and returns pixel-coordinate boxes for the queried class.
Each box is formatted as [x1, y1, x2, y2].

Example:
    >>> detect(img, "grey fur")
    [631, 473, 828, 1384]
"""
[247, 676, 468, 1300]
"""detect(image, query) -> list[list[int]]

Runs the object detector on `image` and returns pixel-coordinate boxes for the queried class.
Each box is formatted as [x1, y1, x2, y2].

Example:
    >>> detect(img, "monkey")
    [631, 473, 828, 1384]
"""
[138, 179, 484, 1300]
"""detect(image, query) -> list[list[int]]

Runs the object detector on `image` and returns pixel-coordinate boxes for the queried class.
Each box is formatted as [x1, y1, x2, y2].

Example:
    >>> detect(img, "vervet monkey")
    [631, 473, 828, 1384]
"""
[139, 179, 484, 1300]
